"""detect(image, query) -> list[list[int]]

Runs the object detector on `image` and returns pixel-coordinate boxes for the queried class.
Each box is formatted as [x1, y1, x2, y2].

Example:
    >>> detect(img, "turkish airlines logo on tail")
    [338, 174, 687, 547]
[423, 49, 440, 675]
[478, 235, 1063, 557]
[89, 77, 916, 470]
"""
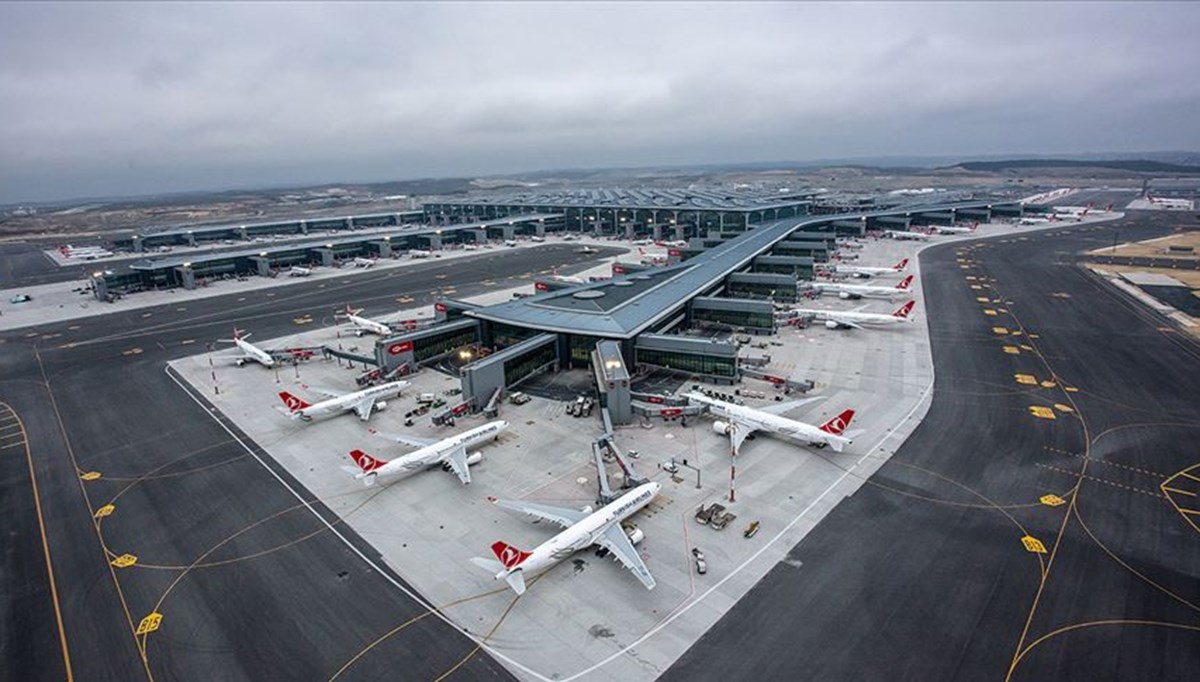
[278, 392, 311, 411]
[896, 275, 914, 291]
[491, 541, 531, 569]
[819, 409, 855, 435]
[893, 258, 908, 271]
[349, 449, 385, 472]
[893, 301, 915, 319]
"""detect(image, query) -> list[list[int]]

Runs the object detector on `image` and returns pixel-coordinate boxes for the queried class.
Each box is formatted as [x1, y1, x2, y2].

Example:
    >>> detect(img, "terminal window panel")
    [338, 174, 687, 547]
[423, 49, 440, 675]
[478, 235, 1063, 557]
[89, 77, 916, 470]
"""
[568, 335, 602, 368]
[728, 282, 797, 302]
[492, 323, 539, 350]
[636, 348, 736, 378]
[503, 344, 556, 386]
[414, 329, 478, 362]
[693, 308, 774, 330]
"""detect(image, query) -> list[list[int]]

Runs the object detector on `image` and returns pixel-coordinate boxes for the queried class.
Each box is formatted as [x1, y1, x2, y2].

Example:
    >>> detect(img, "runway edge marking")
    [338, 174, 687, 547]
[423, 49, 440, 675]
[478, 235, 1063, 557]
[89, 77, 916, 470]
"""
[4, 402, 75, 681]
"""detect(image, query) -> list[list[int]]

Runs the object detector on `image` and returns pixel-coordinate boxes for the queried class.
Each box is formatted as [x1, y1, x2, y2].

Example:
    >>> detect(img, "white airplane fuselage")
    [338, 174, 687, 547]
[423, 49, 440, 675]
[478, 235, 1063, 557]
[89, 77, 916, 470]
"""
[814, 281, 911, 300]
[495, 482, 660, 582]
[364, 420, 509, 482]
[347, 312, 391, 336]
[235, 338, 276, 367]
[686, 392, 852, 452]
[792, 307, 913, 328]
[831, 264, 904, 277]
[290, 381, 409, 421]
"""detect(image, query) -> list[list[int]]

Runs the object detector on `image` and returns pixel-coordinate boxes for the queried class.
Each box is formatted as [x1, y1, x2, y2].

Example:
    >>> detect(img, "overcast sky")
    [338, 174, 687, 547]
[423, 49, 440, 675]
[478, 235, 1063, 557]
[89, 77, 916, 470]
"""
[2, 1, 1198, 203]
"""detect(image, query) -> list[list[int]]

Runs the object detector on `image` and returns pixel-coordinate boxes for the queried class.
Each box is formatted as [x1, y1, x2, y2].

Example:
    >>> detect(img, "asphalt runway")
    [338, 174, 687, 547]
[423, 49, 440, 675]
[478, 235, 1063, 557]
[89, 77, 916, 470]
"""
[663, 211, 1200, 681]
[0, 243, 621, 681]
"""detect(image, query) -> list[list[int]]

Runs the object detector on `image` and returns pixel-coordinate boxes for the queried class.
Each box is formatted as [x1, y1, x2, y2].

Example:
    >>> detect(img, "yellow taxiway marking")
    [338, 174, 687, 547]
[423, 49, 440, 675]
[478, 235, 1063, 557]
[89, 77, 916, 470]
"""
[1040, 380, 1057, 388]
[1021, 536, 1047, 553]
[1029, 406, 1057, 420]
[971, 284, 983, 290]
[976, 297, 990, 302]
[984, 309, 998, 316]
[435, 274, 448, 279]
[1011, 330, 1024, 337]
[966, 276, 977, 281]
[1054, 404, 1074, 413]
[1003, 346, 1020, 355]
[1027, 333, 1039, 339]
[237, 297, 247, 301]
[1051, 292, 1072, 299]
[141, 312, 152, 318]
[122, 347, 143, 356]
[1039, 494, 1066, 507]
[993, 327, 1009, 335]
[93, 504, 115, 519]
[68, 325, 81, 330]
[111, 553, 138, 568]
[293, 316, 313, 325]
[135, 612, 162, 635]
[1064, 386, 1079, 392]
[1163, 487, 1195, 497]
[180, 339, 196, 345]
[80, 471, 102, 481]
[1015, 374, 1038, 385]
[1020, 344, 1034, 351]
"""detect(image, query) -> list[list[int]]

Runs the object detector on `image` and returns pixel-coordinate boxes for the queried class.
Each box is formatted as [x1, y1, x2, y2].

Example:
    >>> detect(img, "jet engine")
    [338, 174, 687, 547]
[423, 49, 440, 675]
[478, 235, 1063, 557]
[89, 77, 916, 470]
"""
[624, 526, 645, 545]
[712, 420, 735, 436]
[466, 451, 483, 466]
[825, 320, 842, 330]
[838, 291, 855, 300]
[376, 401, 388, 411]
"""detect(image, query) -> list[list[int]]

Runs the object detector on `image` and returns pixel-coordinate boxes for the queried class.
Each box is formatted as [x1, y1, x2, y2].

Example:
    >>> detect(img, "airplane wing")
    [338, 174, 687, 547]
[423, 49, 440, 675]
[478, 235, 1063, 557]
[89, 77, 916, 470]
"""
[368, 428, 438, 448]
[595, 524, 655, 590]
[759, 395, 825, 416]
[729, 421, 754, 455]
[443, 446, 471, 484]
[301, 384, 343, 399]
[352, 396, 378, 421]
[495, 499, 589, 529]
[826, 316, 865, 331]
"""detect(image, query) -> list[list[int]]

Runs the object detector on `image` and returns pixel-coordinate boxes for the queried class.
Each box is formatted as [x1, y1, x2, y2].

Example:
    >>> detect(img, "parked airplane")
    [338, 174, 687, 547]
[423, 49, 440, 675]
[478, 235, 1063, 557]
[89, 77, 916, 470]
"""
[812, 275, 914, 300]
[220, 329, 277, 368]
[791, 300, 915, 330]
[339, 305, 392, 336]
[548, 268, 586, 284]
[353, 257, 376, 268]
[408, 249, 432, 258]
[348, 420, 509, 485]
[531, 235, 545, 242]
[471, 481, 661, 595]
[656, 239, 688, 248]
[686, 392, 856, 455]
[278, 380, 410, 422]
[821, 258, 908, 278]
[1019, 215, 1057, 225]
[631, 238, 653, 246]
[504, 239, 519, 247]
[883, 230, 931, 241]
[287, 265, 313, 277]
[930, 222, 979, 235]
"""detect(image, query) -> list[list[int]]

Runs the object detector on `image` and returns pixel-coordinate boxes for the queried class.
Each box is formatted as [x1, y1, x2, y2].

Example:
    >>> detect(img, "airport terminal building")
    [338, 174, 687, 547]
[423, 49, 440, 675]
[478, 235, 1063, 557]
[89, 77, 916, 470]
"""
[369, 200, 1023, 410]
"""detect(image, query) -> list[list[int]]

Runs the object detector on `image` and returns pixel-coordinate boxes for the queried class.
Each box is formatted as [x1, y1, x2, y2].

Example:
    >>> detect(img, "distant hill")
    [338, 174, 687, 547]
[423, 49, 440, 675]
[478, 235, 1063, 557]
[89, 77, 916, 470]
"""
[950, 159, 1200, 174]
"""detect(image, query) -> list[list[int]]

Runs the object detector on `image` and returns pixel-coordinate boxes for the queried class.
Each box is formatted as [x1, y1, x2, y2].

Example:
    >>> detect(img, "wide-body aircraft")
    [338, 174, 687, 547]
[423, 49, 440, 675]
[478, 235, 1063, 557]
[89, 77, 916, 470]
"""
[686, 392, 856, 455]
[278, 380, 410, 421]
[347, 419, 509, 485]
[471, 481, 661, 595]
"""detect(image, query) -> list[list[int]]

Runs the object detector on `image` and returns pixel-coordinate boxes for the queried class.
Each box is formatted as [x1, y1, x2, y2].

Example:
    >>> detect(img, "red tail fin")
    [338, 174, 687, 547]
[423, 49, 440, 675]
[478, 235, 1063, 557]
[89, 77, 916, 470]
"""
[278, 391, 312, 411]
[819, 409, 855, 435]
[349, 449, 387, 472]
[491, 541, 532, 569]
[893, 258, 909, 271]
[896, 275, 914, 290]
[893, 301, 915, 319]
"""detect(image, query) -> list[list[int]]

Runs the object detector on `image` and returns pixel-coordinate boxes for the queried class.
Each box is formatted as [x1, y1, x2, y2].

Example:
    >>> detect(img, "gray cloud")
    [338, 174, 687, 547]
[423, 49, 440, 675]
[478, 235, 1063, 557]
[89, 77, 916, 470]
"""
[1, 1, 1198, 203]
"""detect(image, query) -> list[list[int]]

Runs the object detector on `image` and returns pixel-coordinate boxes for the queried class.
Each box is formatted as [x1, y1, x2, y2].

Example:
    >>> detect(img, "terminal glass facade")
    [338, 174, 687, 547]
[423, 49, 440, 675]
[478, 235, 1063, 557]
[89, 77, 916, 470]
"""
[414, 325, 479, 363]
[568, 334, 602, 368]
[491, 322, 539, 350]
[636, 347, 737, 378]
[503, 342, 557, 386]
[727, 280, 797, 302]
[692, 307, 774, 332]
